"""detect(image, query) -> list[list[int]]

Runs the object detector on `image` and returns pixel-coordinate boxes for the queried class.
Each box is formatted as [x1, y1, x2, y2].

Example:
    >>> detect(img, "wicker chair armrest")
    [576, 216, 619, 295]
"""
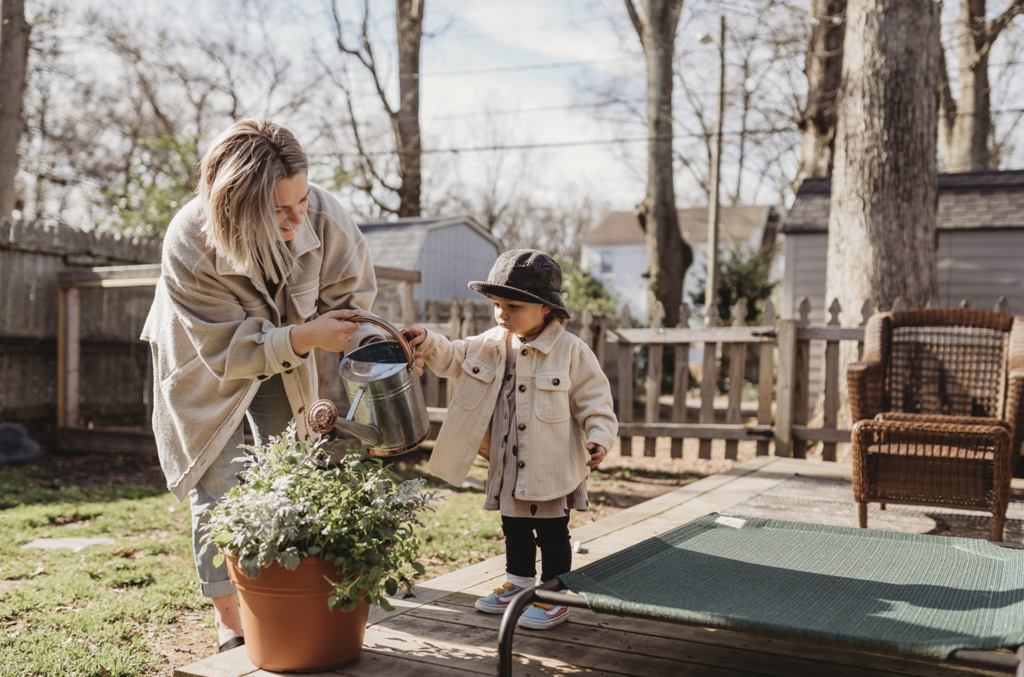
[1005, 369, 1024, 470]
[850, 419, 1013, 508]
[874, 412, 1011, 431]
[847, 360, 884, 423]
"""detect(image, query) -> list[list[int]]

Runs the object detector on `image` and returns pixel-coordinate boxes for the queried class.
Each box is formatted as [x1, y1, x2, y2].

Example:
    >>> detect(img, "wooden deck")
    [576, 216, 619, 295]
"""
[174, 456, 1011, 677]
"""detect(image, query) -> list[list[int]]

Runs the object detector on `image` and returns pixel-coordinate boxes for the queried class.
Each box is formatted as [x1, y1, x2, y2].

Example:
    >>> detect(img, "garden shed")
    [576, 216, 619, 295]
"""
[358, 216, 503, 316]
[781, 169, 1024, 410]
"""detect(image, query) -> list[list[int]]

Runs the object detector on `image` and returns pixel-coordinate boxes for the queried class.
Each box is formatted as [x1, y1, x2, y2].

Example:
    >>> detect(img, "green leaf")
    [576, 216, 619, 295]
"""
[385, 578, 398, 596]
[213, 553, 225, 567]
[412, 562, 425, 576]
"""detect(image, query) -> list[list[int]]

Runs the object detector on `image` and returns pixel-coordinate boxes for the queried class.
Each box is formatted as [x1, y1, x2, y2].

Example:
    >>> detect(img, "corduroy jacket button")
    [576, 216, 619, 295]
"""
[281, 315, 287, 323]
[552, 378, 560, 385]
[298, 406, 304, 414]
[472, 367, 480, 373]
[518, 424, 526, 431]
[517, 461, 525, 469]
[283, 361, 291, 368]
[518, 385, 525, 392]
[257, 374, 269, 381]
[285, 369, 293, 374]
[521, 349, 528, 356]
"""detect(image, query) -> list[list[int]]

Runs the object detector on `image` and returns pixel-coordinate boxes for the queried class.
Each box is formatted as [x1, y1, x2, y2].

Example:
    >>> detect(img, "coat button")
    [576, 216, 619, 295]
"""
[518, 385, 525, 392]
[518, 424, 526, 431]
[283, 361, 291, 368]
[552, 378, 560, 386]
[472, 367, 480, 373]
[257, 374, 269, 381]
[281, 315, 288, 323]
[285, 369, 293, 374]
[298, 406, 304, 414]
[521, 349, 528, 356]
[517, 461, 525, 469]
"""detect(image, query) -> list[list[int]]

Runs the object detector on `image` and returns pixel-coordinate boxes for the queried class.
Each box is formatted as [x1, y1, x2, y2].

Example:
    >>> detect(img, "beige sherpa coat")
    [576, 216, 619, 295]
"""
[142, 185, 378, 501]
[422, 321, 618, 501]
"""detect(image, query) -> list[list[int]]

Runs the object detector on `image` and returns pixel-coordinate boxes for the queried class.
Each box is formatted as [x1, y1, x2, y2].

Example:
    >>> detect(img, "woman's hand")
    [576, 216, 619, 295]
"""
[289, 309, 360, 355]
[586, 443, 607, 469]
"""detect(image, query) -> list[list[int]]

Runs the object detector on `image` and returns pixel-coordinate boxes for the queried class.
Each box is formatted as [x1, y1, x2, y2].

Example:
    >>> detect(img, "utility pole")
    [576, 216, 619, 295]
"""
[703, 14, 726, 322]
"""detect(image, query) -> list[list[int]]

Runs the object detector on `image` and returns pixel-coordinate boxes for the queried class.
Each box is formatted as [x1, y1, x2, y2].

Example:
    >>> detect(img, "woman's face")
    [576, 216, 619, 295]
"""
[492, 296, 551, 338]
[274, 171, 310, 242]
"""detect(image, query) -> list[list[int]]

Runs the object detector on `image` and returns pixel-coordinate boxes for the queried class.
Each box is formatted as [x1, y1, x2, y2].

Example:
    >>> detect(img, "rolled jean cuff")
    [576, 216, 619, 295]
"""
[201, 578, 238, 599]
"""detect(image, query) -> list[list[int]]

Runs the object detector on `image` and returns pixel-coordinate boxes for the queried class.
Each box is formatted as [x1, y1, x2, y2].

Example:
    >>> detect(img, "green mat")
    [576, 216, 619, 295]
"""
[560, 514, 1024, 660]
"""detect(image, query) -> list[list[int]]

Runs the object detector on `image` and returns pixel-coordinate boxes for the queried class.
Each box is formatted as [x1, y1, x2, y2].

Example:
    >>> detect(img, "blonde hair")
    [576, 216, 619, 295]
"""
[198, 118, 308, 283]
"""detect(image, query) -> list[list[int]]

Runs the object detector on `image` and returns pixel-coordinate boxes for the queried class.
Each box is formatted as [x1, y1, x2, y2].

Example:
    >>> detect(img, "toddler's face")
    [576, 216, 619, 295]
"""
[492, 297, 551, 338]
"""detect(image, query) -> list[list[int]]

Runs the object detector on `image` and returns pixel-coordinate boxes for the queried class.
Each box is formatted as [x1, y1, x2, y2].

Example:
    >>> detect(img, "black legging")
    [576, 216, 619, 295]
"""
[501, 515, 571, 583]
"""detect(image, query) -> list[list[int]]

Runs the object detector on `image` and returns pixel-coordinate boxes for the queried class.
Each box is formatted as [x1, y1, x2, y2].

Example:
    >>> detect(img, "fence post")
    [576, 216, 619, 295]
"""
[756, 300, 775, 456]
[699, 305, 719, 459]
[793, 297, 812, 459]
[858, 300, 874, 361]
[725, 301, 747, 461]
[995, 297, 1011, 314]
[671, 303, 691, 459]
[822, 298, 841, 462]
[775, 316, 797, 458]
[617, 305, 634, 456]
[644, 302, 665, 457]
[63, 287, 81, 428]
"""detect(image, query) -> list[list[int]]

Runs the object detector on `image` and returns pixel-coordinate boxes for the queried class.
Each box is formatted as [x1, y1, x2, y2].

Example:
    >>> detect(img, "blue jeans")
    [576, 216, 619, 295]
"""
[188, 374, 293, 598]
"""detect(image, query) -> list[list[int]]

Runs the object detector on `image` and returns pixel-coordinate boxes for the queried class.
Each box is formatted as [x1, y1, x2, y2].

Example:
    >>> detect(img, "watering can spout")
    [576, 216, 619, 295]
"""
[308, 399, 383, 447]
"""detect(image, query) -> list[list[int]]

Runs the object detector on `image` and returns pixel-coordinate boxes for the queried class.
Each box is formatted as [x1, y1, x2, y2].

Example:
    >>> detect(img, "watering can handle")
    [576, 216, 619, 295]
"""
[351, 313, 415, 370]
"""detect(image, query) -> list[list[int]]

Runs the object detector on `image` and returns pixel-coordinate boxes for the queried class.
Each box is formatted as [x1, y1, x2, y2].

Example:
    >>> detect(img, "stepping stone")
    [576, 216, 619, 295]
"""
[21, 537, 116, 551]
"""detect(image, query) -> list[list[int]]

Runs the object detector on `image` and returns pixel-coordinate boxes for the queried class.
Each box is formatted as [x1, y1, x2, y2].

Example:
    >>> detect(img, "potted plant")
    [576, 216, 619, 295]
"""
[201, 423, 439, 672]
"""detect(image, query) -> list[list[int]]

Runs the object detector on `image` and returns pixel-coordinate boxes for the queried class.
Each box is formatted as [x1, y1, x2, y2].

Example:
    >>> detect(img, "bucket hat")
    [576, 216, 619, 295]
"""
[469, 249, 571, 315]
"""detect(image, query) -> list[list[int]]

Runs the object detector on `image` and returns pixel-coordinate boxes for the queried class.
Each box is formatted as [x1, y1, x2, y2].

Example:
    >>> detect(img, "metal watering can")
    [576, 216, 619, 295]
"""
[307, 314, 430, 458]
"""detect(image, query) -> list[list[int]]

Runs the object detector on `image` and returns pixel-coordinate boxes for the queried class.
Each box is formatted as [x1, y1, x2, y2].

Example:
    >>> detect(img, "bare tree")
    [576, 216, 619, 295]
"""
[795, 0, 846, 185]
[939, 0, 1024, 171]
[826, 0, 942, 427]
[625, 0, 690, 328]
[0, 0, 31, 221]
[325, 0, 423, 217]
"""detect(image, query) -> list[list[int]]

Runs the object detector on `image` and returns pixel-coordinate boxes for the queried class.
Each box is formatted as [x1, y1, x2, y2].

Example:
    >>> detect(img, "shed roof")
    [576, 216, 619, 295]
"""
[585, 205, 775, 246]
[783, 169, 1024, 234]
[358, 216, 500, 269]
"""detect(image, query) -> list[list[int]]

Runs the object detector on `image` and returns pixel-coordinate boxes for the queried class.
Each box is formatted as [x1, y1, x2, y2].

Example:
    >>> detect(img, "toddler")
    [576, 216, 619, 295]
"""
[404, 249, 617, 630]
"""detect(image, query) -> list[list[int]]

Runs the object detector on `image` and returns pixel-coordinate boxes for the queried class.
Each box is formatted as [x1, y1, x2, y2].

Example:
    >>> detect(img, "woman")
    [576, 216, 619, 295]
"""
[142, 118, 381, 654]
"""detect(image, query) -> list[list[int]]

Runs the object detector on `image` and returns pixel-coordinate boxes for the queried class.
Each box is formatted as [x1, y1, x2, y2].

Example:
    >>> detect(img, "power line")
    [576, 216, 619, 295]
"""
[363, 127, 796, 157]
[416, 57, 632, 78]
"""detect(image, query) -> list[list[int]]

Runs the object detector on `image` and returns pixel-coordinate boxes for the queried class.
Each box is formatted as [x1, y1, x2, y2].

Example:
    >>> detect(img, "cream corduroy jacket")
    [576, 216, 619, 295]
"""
[141, 185, 378, 501]
[422, 321, 618, 501]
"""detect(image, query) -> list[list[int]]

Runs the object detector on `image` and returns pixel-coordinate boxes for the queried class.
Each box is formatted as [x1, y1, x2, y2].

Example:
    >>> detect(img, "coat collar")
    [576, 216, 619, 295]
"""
[213, 217, 320, 280]
[520, 320, 564, 354]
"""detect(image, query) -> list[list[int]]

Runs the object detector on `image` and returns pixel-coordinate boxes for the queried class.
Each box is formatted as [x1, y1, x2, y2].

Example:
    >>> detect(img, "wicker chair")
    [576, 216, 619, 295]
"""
[847, 308, 1024, 541]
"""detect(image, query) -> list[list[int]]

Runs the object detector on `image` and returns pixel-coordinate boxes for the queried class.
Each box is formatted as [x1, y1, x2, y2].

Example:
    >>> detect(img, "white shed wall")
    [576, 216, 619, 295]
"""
[937, 230, 1024, 313]
[581, 242, 649, 320]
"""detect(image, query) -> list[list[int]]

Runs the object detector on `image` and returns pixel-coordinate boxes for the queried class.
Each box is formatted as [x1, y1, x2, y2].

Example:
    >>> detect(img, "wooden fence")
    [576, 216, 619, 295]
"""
[40, 251, 1020, 462]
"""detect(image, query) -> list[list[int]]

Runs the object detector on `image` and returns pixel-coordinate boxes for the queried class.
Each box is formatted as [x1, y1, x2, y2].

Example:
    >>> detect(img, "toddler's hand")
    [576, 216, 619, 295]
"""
[402, 327, 426, 347]
[401, 328, 426, 376]
[586, 443, 607, 469]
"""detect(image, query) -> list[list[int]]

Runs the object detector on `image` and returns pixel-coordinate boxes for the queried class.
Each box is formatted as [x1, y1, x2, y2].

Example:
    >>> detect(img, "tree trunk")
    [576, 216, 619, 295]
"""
[0, 0, 31, 221]
[826, 0, 941, 427]
[394, 0, 423, 217]
[940, 0, 1024, 171]
[627, 0, 691, 328]
[795, 0, 846, 185]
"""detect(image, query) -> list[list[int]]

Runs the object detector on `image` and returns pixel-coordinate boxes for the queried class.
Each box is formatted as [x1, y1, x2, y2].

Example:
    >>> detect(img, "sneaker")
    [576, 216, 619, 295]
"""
[475, 582, 525, 614]
[516, 602, 568, 630]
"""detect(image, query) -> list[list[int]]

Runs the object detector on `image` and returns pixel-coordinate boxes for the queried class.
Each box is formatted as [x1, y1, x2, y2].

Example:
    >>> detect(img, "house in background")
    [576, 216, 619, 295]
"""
[782, 169, 1024, 410]
[358, 216, 503, 318]
[580, 205, 782, 323]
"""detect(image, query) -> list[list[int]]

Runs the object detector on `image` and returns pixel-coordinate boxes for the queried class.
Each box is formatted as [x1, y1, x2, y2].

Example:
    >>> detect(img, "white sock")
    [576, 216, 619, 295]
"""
[506, 573, 536, 589]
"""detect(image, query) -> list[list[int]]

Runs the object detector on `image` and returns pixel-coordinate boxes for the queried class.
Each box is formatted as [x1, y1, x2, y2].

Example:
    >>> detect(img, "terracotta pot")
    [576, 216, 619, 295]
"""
[225, 554, 370, 672]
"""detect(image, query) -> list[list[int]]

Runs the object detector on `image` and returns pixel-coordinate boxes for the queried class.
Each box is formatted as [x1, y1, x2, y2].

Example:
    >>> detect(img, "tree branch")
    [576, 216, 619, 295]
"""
[984, 0, 1024, 54]
[624, 0, 645, 50]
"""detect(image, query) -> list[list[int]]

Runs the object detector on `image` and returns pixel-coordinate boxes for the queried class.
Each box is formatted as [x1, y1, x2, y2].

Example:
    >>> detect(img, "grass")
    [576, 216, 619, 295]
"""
[0, 452, 702, 676]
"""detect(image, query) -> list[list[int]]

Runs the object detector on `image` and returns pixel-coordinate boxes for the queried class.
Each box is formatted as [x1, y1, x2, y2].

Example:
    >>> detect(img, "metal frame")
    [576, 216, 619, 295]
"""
[496, 545, 1024, 677]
